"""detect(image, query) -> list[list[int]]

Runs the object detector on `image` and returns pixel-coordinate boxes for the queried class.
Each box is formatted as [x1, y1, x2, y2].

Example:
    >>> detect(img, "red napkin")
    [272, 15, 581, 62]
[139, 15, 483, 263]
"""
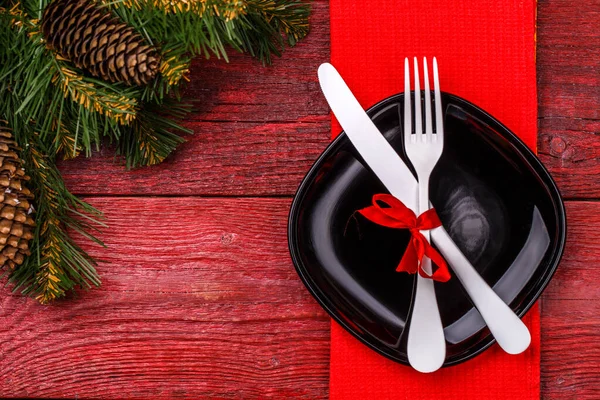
[328, 1, 540, 399]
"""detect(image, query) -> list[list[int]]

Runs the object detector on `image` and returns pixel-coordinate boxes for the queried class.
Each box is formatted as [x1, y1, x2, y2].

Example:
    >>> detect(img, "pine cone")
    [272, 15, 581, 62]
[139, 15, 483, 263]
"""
[0, 123, 35, 271]
[41, 0, 160, 86]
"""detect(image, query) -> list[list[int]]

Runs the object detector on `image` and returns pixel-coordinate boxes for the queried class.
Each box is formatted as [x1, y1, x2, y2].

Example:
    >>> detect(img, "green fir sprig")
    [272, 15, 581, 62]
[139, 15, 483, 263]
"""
[0, 0, 309, 302]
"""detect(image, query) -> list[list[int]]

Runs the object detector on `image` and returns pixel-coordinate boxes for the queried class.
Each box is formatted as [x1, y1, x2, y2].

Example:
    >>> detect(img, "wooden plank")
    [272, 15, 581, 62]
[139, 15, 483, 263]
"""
[0, 197, 330, 399]
[0, 198, 598, 398]
[58, 1, 331, 197]
[536, 0, 600, 199]
[541, 299, 600, 399]
[540, 202, 600, 398]
[544, 202, 600, 300]
[58, 121, 330, 196]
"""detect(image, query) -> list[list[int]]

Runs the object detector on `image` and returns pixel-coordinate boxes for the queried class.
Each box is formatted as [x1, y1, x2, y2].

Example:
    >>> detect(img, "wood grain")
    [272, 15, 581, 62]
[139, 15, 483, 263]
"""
[540, 203, 600, 399]
[0, 198, 330, 399]
[57, 1, 331, 197]
[0, 199, 598, 399]
[58, 121, 330, 197]
[544, 202, 600, 301]
[536, 0, 600, 199]
[541, 299, 600, 400]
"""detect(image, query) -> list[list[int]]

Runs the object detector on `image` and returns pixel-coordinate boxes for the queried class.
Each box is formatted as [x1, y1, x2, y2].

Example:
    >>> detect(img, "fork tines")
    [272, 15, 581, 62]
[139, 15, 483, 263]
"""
[404, 57, 443, 143]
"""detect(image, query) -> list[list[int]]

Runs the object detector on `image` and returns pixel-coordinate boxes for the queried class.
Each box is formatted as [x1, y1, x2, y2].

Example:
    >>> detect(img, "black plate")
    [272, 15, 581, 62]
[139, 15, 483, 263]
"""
[288, 92, 566, 367]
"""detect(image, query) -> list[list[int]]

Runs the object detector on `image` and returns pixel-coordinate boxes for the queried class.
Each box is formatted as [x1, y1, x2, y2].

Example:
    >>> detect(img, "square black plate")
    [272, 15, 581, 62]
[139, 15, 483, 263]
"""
[288, 92, 566, 367]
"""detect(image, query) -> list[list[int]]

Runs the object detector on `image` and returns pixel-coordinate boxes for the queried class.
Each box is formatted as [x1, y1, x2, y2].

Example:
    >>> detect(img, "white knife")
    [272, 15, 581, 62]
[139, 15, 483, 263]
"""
[317, 63, 531, 355]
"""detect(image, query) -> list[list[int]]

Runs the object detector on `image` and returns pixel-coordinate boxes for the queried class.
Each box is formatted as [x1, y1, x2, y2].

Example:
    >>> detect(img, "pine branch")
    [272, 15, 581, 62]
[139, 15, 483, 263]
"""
[102, 0, 310, 64]
[235, 0, 310, 63]
[51, 58, 138, 125]
[0, 117, 104, 303]
[112, 0, 247, 20]
[53, 124, 82, 159]
[0, 0, 311, 303]
[0, 9, 141, 156]
[19, 0, 49, 19]
[159, 50, 193, 87]
[11, 141, 104, 303]
[140, 47, 192, 103]
[116, 100, 192, 168]
[102, 0, 228, 60]
[1, 8, 106, 302]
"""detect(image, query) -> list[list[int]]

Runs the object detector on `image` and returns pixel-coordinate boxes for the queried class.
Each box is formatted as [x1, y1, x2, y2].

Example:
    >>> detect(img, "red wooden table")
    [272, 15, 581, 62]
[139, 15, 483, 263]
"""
[1, 1, 599, 398]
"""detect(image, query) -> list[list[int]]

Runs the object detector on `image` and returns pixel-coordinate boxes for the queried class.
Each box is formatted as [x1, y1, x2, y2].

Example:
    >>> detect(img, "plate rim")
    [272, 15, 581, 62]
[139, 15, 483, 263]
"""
[288, 91, 567, 366]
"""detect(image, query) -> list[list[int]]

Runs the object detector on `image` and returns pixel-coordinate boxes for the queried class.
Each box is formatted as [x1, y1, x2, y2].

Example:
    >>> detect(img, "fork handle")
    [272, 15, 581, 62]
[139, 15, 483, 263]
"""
[417, 174, 435, 277]
[430, 227, 531, 354]
[407, 174, 446, 373]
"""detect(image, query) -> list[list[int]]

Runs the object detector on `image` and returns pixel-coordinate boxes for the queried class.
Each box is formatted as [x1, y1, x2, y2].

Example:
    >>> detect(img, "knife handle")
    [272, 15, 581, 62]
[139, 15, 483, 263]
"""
[431, 227, 531, 354]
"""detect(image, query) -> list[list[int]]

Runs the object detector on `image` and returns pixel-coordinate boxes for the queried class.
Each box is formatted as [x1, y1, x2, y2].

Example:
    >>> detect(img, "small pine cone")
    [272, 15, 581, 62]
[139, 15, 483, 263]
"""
[0, 123, 35, 271]
[41, 0, 160, 86]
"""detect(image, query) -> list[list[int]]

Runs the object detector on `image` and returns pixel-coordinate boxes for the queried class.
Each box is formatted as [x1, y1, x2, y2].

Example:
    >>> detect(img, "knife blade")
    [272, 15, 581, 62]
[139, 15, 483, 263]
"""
[317, 62, 531, 355]
[318, 64, 419, 210]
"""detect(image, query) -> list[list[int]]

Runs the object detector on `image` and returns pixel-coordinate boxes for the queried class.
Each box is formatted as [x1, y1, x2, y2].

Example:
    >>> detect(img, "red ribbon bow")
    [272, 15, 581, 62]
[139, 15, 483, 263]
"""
[358, 194, 451, 282]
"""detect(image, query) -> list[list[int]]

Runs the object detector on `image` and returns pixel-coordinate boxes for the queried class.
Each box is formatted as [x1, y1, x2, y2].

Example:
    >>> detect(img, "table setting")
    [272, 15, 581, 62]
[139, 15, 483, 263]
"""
[316, 2, 583, 397]
[0, 0, 598, 399]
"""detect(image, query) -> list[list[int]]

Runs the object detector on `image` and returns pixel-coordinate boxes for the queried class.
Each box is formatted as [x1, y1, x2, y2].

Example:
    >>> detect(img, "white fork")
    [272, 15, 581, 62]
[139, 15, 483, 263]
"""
[404, 57, 445, 373]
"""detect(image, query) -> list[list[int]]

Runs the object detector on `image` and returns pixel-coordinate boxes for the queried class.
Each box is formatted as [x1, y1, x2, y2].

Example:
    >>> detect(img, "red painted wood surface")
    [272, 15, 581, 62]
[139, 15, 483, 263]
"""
[1, 0, 599, 398]
[57, 2, 331, 197]
[0, 198, 330, 399]
[536, 0, 600, 199]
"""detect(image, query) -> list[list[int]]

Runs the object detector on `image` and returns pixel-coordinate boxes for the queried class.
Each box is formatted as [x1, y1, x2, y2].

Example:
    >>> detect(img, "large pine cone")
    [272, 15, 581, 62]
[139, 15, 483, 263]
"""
[41, 0, 160, 86]
[0, 124, 35, 270]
